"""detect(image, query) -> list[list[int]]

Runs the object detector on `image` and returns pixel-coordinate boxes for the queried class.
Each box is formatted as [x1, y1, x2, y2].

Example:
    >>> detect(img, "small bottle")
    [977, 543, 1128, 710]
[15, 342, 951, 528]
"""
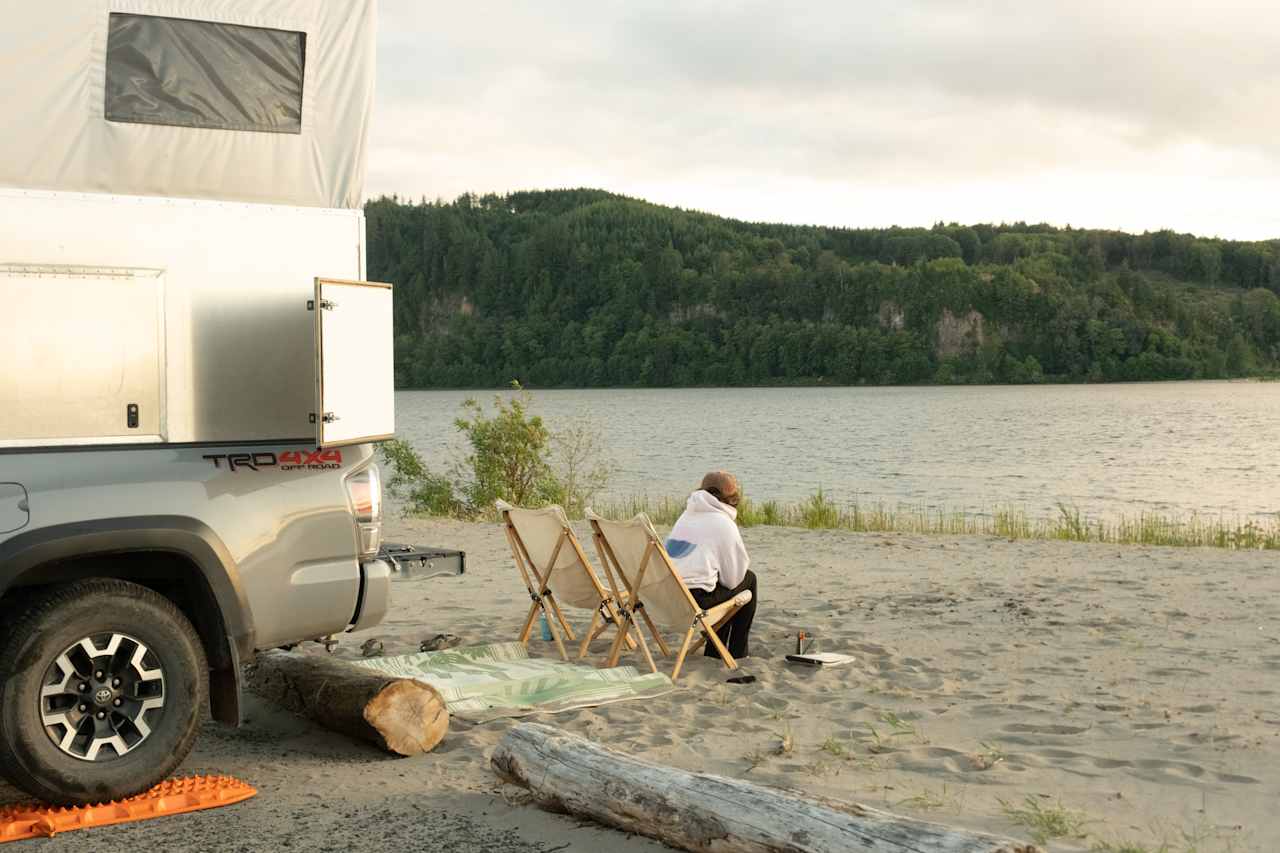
[540, 614, 552, 641]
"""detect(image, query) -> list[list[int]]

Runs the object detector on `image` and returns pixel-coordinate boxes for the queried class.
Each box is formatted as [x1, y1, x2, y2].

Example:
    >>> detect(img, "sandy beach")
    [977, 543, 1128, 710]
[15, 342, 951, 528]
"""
[6, 516, 1277, 852]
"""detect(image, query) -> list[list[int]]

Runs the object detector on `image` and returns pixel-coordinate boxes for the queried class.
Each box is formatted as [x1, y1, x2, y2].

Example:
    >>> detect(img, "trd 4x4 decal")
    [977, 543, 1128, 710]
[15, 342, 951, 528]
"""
[203, 450, 343, 472]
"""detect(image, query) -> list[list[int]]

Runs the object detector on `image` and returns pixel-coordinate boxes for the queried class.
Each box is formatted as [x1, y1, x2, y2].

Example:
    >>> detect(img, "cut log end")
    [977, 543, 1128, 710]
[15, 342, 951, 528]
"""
[246, 650, 449, 757]
[364, 679, 449, 756]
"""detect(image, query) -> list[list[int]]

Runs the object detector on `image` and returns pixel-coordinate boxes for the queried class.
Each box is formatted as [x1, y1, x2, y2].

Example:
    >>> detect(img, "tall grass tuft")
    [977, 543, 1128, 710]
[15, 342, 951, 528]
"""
[799, 488, 841, 529]
[738, 498, 782, 527]
[591, 495, 684, 526]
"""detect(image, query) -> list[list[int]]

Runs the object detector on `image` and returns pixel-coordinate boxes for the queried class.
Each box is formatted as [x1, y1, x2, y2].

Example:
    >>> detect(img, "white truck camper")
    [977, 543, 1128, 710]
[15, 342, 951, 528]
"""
[0, 1, 439, 807]
[0, 1, 391, 448]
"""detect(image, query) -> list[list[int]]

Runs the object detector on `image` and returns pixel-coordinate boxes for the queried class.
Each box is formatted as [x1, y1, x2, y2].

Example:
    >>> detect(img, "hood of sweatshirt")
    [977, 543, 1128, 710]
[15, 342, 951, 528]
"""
[685, 489, 737, 521]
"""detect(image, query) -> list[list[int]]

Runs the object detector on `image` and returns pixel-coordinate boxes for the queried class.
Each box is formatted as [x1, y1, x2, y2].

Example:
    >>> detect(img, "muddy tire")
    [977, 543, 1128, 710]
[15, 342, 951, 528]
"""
[0, 578, 206, 805]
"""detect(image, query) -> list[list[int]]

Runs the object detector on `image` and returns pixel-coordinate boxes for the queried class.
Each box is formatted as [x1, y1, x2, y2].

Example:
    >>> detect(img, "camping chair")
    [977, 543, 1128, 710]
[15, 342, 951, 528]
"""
[586, 509, 753, 681]
[497, 500, 635, 661]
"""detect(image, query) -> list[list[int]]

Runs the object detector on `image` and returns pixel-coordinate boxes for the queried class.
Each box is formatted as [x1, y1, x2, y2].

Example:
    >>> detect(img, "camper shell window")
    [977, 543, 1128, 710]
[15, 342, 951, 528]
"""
[105, 13, 305, 134]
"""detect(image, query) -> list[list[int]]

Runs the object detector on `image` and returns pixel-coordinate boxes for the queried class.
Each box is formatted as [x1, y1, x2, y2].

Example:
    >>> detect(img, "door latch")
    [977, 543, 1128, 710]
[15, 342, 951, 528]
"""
[306, 299, 338, 311]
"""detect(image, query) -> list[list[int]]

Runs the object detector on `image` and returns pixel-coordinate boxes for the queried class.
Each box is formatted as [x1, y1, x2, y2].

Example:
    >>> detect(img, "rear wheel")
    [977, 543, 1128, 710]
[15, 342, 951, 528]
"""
[0, 578, 207, 805]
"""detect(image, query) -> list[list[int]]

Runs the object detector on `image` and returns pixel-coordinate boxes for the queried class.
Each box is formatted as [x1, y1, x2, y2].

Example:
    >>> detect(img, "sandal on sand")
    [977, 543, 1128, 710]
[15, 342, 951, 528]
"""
[420, 633, 461, 652]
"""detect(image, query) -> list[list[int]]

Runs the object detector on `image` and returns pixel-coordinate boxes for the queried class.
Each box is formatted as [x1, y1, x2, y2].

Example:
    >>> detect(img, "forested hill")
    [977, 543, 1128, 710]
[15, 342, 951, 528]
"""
[366, 189, 1280, 388]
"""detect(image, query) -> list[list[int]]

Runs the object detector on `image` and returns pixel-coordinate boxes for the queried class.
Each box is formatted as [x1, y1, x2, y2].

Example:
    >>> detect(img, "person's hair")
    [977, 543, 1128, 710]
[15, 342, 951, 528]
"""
[700, 471, 740, 506]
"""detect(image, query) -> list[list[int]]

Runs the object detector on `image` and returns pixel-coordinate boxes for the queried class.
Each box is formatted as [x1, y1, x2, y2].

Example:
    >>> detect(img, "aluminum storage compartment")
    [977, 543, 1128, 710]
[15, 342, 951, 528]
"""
[0, 265, 165, 446]
[0, 190, 393, 449]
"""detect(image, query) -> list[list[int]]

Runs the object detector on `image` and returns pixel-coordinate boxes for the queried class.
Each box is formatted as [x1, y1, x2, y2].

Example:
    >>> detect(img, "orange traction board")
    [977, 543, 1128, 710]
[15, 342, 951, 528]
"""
[0, 775, 256, 842]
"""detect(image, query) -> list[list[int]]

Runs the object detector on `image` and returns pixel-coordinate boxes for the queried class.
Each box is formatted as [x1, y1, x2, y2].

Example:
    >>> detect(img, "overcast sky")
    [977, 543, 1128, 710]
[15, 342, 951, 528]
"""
[370, 2, 1280, 240]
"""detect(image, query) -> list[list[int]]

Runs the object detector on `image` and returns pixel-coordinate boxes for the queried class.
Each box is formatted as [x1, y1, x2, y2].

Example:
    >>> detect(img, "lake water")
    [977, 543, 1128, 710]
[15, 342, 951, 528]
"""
[394, 382, 1280, 522]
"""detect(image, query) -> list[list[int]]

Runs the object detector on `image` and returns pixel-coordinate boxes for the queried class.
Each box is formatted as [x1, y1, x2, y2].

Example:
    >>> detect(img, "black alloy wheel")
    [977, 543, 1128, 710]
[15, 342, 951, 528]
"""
[0, 578, 206, 805]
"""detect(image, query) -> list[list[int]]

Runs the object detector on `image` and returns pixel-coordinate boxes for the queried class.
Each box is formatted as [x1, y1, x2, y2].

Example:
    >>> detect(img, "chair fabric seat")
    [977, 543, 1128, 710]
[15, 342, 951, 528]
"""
[586, 508, 752, 679]
[499, 500, 632, 661]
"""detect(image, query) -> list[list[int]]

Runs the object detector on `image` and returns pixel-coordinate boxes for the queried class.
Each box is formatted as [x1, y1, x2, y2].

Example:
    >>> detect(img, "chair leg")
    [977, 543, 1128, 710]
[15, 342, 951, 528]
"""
[630, 617, 658, 674]
[684, 604, 739, 658]
[540, 596, 570, 661]
[517, 600, 540, 644]
[670, 628, 697, 682]
[603, 599, 638, 651]
[547, 594, 576, 642]
[638, 607, 671, 657]
[605, 610, 633, 668]
[590, 605, 627, 647]
[701, 615, 738, 670]
[578, 609, 601, 660]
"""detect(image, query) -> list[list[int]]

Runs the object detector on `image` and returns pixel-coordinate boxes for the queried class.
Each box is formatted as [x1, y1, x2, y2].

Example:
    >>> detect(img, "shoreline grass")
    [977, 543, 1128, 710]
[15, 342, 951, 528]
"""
[586, 490, 1280, 551]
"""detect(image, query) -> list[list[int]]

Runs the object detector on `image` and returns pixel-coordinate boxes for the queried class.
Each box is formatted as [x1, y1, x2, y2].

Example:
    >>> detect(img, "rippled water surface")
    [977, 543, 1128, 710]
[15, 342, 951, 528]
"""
[394, 382, 1280, 521]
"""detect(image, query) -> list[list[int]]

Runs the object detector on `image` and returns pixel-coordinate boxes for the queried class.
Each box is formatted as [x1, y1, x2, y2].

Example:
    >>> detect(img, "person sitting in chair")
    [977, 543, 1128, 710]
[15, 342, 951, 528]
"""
[665, 470, 757, 659]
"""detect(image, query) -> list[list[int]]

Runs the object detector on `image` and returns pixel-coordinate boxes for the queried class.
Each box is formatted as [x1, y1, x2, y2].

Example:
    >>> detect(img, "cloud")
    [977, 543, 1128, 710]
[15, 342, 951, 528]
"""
[368, 2, 1280, 239]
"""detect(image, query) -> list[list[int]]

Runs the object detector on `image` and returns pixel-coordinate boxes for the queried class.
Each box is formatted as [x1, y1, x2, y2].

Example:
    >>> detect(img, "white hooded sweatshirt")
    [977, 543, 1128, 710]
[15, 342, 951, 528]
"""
[664, 490, 750, 592]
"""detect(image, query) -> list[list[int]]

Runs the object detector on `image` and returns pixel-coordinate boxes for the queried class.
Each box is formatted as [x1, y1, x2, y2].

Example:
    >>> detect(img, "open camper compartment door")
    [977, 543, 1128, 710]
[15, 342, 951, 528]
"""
[313, 278, 395, 448]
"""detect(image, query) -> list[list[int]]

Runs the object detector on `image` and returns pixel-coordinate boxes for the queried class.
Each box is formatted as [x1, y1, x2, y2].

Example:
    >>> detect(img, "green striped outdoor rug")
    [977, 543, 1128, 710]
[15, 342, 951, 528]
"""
[350, 642, 674, 722]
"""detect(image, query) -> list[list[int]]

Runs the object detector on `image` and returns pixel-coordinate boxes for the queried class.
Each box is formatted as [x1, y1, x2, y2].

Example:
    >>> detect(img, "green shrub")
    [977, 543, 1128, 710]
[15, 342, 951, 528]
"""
[454, 383, 559, 511]
[546, 421, 615, 516]
[383, 383, 614, 518]
[379, 438, 461, 516]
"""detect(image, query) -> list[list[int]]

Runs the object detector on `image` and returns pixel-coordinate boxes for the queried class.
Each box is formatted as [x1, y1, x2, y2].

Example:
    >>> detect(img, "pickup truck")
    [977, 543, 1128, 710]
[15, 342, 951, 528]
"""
[0, 444, 388, 804]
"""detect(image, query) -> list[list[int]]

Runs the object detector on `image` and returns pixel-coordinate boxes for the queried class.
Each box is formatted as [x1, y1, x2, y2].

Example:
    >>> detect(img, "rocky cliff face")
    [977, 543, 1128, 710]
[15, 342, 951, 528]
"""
[878, 301, 905, 330]
[935, 308, 985, 357]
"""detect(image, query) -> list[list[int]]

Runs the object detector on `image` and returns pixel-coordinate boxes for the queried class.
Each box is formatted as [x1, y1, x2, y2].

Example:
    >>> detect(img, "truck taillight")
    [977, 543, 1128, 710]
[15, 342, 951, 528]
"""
[345, 464, 383, 558]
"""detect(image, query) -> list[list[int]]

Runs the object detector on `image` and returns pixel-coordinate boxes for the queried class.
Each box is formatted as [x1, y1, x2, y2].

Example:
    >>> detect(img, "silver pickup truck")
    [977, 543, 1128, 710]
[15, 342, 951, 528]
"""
[0, 444, 389, 804]
[0, 1, 404, 804]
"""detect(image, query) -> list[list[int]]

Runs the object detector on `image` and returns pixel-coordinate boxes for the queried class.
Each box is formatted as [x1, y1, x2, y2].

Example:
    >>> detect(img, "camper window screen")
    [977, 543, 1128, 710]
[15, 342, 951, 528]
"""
[105, 14, 305, 134]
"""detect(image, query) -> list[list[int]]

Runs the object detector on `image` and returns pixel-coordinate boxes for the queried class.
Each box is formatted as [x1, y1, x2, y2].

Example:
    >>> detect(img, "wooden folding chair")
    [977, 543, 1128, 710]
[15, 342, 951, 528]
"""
[586, 509, 752, 681]
[497, 500, 634, 661]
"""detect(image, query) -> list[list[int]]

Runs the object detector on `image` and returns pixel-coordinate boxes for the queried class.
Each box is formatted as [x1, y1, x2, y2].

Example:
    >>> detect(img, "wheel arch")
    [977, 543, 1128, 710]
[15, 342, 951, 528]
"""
[0, 517, 254, 725]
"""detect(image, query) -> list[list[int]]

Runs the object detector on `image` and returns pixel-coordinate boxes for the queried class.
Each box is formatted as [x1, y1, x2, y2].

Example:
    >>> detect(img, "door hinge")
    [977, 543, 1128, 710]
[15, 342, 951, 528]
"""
[306, 299, 337, 311]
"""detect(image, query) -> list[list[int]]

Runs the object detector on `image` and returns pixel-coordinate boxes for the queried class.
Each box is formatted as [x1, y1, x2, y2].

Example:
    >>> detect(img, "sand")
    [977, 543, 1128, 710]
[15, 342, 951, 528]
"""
[5, 517, 1277, 852]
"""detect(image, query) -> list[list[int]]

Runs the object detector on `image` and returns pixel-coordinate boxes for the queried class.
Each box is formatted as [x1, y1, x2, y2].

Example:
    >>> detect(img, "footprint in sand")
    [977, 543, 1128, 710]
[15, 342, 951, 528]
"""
[1128, 758, 1210, 785]
[883, 746, 986, 777]
[1148, 666, 1209, 678]
[1003, 723, 1091, 735]
[973, 703, 1042, 715]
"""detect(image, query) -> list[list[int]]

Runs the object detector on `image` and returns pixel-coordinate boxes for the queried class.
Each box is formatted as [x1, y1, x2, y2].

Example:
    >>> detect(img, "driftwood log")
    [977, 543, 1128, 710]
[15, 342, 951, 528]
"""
[492, 723, 1039, 853]
[246, 651, 448, 756]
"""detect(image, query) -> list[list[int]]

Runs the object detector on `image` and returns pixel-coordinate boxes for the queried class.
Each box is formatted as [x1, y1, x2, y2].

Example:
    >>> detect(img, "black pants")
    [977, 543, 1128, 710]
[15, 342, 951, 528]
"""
[690, 570, 757, 659]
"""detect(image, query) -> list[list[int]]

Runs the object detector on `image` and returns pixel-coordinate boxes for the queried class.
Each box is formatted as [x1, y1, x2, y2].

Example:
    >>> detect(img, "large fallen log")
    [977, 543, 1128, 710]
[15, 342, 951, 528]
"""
[245, 651, 447, 756]
[492, 723, 1038, 853]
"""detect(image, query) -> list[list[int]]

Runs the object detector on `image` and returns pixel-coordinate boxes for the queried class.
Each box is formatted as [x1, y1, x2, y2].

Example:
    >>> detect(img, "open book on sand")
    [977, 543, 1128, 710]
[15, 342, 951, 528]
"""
[784, 652, 856, 667]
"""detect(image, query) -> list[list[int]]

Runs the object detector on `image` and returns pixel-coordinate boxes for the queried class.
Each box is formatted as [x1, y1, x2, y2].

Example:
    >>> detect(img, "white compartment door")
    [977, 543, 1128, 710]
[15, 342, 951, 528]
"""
[0, 266, 165, 445]
[314, 278, 394, 447]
